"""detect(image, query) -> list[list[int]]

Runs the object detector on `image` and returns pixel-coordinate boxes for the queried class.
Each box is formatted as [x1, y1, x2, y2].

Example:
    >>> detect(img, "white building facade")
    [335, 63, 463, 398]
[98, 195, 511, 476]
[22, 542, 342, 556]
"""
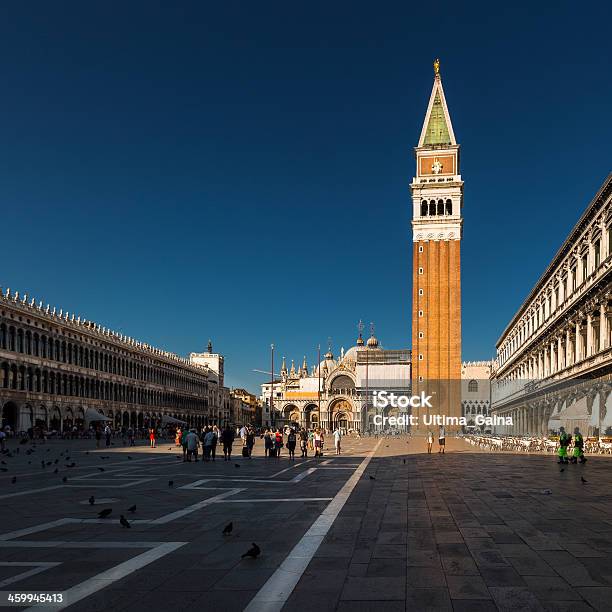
[491, 175, 612, 436]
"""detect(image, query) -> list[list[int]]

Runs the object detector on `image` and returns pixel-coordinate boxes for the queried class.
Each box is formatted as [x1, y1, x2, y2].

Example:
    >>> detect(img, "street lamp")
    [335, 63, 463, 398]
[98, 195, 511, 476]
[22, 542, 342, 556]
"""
[270, 343, 275, 428]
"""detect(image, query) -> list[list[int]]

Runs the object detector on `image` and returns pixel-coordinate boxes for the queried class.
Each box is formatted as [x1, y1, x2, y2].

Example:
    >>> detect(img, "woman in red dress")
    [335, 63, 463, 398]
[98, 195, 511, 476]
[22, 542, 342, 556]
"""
[149, 427, 156, 448]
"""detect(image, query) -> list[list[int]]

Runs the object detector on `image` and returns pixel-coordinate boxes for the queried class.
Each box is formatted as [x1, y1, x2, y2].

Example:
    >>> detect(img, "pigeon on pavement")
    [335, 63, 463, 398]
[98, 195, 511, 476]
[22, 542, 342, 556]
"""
[241, 543, 261, 559]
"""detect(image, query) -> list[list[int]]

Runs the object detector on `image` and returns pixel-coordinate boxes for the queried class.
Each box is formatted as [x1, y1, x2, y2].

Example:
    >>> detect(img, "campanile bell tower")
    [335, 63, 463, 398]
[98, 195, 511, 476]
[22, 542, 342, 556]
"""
[411, 59, 463, 429]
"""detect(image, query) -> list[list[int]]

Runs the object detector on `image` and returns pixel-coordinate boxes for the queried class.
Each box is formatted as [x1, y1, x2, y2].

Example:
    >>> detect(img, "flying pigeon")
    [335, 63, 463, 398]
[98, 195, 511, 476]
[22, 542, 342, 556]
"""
[120, 515, 131, 528]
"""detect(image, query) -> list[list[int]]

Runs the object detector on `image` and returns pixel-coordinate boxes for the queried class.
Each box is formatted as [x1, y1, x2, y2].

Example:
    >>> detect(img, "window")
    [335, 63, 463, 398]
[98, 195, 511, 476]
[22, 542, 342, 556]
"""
[421, 201, 428, 216]
[418, 376, 423, 382]
[419, 289, 424, 296]
[608, 227, 612, 260]
[418, 332, 424, 339]
[595, 240, 601, 268]
[418, 310, 423, 317]
[419, 354, 423, 360]
[418, 245, 423, 253]
[468, 380, 478, 392]
[445, 199, 452, 215]
[571, 266, 577, 291]
[582, 254, 588, 281]
[418, 267, 423, 275]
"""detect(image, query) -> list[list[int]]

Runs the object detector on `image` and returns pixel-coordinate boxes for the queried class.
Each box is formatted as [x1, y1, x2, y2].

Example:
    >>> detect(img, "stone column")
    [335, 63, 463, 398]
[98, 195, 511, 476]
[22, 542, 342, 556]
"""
[558, 336, 563, 370]
[587, 313, 593, 357]
[576, 320, 582, 361]
[600, 302, 608, 351]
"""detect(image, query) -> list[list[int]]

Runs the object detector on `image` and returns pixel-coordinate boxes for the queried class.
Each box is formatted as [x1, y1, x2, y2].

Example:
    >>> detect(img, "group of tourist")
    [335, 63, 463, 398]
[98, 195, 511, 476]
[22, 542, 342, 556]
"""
[174, 425, 236, 462]
[170, 424, 345, 462]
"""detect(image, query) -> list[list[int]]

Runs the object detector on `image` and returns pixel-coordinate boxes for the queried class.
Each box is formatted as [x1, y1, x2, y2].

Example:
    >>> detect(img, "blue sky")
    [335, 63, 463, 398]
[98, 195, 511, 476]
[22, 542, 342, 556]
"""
[2, 1, 611, 392]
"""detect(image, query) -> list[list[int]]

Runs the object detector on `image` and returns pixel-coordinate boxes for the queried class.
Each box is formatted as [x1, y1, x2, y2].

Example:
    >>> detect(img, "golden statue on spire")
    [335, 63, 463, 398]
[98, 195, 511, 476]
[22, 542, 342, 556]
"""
[433, 58, 440, 76]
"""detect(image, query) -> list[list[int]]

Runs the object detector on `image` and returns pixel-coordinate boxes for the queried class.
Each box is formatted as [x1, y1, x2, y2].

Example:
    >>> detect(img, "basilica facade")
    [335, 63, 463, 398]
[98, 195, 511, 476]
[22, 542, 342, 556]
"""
[260, 331, 411, 432]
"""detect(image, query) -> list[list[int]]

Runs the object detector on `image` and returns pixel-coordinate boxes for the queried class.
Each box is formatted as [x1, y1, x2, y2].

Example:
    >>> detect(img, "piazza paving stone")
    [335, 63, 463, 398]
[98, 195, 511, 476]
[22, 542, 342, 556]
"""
[2, 435, 612, 610]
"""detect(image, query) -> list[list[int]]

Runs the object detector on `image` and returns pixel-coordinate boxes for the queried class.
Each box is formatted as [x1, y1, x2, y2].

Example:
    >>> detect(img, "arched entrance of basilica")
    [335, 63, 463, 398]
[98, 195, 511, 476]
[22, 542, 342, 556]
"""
[304, 403, 319, 429]
[282, 404, 300, 429]
[329, 398, 353, 432]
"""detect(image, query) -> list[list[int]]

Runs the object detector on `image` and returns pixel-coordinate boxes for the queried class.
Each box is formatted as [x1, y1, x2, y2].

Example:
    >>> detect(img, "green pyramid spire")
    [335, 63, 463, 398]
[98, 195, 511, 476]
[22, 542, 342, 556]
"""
[423, 91, 451, 146]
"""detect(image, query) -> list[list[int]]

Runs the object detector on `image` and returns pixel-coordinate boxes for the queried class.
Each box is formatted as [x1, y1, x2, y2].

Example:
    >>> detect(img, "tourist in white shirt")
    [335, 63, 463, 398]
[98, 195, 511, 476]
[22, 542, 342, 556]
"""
[333, 428, 342, 455]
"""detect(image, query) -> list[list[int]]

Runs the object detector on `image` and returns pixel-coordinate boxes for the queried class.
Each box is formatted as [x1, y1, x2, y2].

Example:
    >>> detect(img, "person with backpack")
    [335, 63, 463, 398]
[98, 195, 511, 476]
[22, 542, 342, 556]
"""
[287, 428, 297, 460]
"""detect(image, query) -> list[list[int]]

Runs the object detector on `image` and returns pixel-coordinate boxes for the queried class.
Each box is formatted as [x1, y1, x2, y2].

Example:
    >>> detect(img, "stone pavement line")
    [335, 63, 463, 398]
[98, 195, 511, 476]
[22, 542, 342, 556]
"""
[244, 438, 383, 612]
[0, 562, 61, 588]
[23, 542, 187, 612]
[0, 484, 65, 500]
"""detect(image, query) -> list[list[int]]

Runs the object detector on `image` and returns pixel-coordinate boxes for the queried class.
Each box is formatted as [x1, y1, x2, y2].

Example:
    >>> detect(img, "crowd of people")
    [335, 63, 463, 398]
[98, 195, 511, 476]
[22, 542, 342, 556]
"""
[170, 424, 345, 462]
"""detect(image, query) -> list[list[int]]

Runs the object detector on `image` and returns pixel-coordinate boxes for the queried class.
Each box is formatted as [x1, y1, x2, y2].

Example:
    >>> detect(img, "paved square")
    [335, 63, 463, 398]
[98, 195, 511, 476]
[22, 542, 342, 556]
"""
[1, 436, 612, 610]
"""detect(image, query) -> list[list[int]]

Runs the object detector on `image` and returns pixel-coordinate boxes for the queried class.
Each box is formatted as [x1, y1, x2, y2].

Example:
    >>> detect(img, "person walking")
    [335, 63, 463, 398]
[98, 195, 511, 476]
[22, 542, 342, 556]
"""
[557, 426, 571, 464]
[202, 427, 215, 461]
[274, 429, 283, 459]
[287, 428, 297, 460]
[264, 429, 273, 458]
[211, 426, 219, 461]
[104, 424, 112, 448]
[128, 426, 135, 446]
[149, 427, 156, 449]
[221, 424, 234, 461]
[175, 427, 182, 447]
[333, 427, 342, 455]
[246, 427, 256, 458]
[299, 428, 308, 458]
[182, 427, 189, 461]
[313, 429, 322, 457]
[438, 425, 445, 454]
[184, 428, 199, 462]
[426, 430, 434, 454]
[95, 426, 101, 449]
[571, 427, 587, 464]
